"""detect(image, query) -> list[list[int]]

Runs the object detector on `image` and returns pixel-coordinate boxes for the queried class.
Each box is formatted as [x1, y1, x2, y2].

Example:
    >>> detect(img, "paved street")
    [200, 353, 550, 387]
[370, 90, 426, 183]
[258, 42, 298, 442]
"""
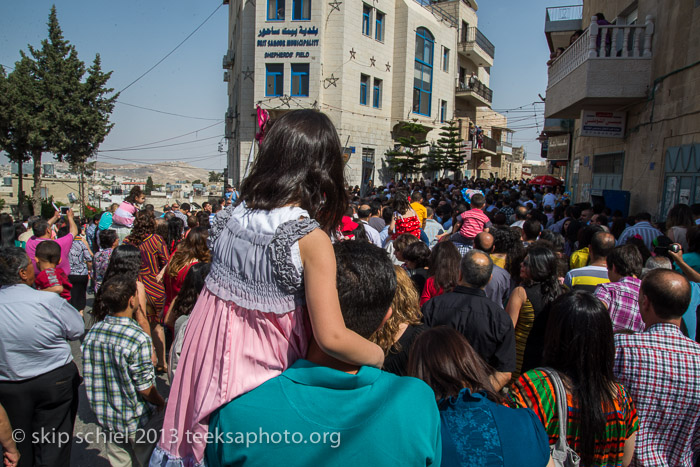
[69, 298, 171, 466]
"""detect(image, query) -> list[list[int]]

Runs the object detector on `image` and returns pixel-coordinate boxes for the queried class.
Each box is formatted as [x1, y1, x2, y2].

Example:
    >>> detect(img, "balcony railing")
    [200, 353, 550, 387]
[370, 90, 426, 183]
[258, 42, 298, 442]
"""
[413, 0, 458, 28]
[456, 78, 493, 104]
[473, 134, 497, 153]
[545, 5, 583, 22]
[548, 16, 654, 88]
[459, 27, 495, 59]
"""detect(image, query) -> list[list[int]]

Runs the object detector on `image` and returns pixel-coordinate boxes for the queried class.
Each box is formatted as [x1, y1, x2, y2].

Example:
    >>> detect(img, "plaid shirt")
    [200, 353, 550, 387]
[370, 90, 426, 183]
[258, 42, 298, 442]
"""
[614, 323, 700, 466]
[595, 276, 644, 333]
[82, 315, 155, 434]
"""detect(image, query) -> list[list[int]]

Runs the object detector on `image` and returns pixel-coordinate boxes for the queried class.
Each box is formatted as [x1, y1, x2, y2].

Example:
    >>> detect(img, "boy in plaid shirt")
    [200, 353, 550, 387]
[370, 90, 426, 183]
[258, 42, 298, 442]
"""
[82, 277, 165, 467]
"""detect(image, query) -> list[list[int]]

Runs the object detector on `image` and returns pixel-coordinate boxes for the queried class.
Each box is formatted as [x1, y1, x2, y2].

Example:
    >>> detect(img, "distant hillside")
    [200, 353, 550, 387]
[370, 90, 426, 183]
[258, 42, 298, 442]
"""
[93, 161, 211, 185]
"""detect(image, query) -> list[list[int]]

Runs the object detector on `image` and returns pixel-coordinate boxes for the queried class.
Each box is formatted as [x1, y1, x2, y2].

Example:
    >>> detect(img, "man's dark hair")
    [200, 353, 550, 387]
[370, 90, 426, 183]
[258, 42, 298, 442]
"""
[641, 269, 691, 319]
[522, 220, 541, 241]
[35, 240, 61, 264]
[26, 215, 41, 229]
[382, 206, 393, 224]
[411, 191, 423, 202]
[0, 247, 30, 286]
[470, 193, 485, 208]
[32, 219, 50, 238]
[369, 199, 382, 216]
[606, 244, 643, 278]
[99, 229, 118, 249]
[515, 206, 527, 220]
[202, 202, 211, 209]
[635, 212, 652, 222]
[144, 204, 155, 212]
[334, 241, 397, 339]
[95, 277, 138, 316]
[357, 206, 371, 219]
[181, 203, 191, 212]
[590, 232, 615, 259]
[460, 249, 493, 288]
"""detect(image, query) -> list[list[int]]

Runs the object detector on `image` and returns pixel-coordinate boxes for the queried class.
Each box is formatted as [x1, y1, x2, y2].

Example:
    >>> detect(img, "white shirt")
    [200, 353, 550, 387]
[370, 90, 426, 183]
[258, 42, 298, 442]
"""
[543, 193, 557, 209]
[360, 220, 382, 247]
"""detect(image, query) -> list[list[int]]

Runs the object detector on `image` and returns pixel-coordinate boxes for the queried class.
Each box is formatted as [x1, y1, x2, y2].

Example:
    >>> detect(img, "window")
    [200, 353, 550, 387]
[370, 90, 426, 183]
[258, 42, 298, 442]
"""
[372, 78, 382, 108]
[265, 64, 284, 96]
[440, 100, 447, 123]
[267, 0, 285, 20]
[360, 74, 369, 105]
[290, 64, 309, 96]
[375, 11, 384, 41]
[442, 46, 450, 72]
[413, 27, 434, 116]
[292, 0, 311, 20]
[362, 4, 372, 36]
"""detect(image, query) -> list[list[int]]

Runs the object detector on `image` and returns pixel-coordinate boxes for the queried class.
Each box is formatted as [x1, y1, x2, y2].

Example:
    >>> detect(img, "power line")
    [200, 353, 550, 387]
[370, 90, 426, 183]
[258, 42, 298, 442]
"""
[98, 134, 223, 152]
[116, 3, 223, 94]
[99, 121, 223, 151]
[116, 101, 222, 121]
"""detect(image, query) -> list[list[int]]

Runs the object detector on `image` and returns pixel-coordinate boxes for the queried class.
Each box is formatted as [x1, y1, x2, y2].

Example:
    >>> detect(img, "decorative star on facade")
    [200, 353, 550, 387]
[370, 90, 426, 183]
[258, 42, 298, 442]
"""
[328, 0, 342, 13]
[279, 95, 292, 107]
[324, 73, 339, 88]
[349, 48, 356, 59]
[385, 62, 391, 72]
[370, 56, 376, 67]
[242, 67, 254, 81]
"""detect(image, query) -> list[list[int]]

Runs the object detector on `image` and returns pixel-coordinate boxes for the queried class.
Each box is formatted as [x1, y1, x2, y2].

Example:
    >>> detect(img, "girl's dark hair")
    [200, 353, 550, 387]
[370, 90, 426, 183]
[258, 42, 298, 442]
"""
[166, 217, 184, 251]
[408, 327, 501, 402]
[125, 210, 155, 246]
[99, 229, 118, 250]
[402, 241, 430, 268]
[155, 217, 169, 240]
[171, 262, 211, 321]
[624, 236, 651, 265]
[610, 218, 627, 240]
[428, 241, 460, 292]
[391, 190, 411, 214]
[240, 109, 347, 232]
[524, 246, 564, 306]
[125, 186, 144, 204]
[0, 223, 15, 248]
[542, 291, 617, 465]
[666, 203, 694, 229]
[95, 244, 142, 321]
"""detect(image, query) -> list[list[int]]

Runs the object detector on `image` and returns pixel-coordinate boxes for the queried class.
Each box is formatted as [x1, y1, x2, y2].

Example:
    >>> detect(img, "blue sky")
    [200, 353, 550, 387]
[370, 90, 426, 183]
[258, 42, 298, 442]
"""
[0, 0, 579, 170]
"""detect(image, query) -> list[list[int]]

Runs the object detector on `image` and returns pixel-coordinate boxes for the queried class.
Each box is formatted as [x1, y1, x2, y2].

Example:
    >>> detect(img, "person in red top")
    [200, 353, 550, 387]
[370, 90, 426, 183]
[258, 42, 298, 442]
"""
[420, 241, 461, 306]
[34, 240, 72, 300]
[452, 193, 492, 249]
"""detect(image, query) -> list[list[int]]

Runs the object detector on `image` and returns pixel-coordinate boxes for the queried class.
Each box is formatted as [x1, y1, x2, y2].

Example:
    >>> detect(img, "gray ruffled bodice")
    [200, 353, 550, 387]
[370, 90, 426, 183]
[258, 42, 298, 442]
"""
[206, 206, 319, 314]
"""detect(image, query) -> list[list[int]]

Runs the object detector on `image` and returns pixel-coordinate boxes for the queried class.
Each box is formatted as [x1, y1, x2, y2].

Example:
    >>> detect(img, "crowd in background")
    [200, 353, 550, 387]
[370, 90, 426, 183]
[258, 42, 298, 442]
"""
[0, 109, 699, 467]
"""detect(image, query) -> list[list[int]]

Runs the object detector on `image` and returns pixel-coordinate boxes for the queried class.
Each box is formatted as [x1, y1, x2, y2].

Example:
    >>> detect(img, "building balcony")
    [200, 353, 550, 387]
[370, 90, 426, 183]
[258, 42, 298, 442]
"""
[458, 27, 495, 67]
[545, 16, 655, 119]
[473, 134, 497, 156]
[455, 78, 493, 107]
[496, 144, 512, 155]
[545, 5, 583, 52]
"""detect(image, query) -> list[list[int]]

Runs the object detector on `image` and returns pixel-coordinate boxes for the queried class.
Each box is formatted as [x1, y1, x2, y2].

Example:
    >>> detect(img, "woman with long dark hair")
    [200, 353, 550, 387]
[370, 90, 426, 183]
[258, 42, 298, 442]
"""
[0, 223, 16, 248]
[510, 291, 638, 467]
[409, 327, 552, 467]
[505, 246, 564, 380]
[162, 226, 210, 326]
[124, 210, 170, 371]
[420, 241, 461, 306]
[666, 204, 694, 252]
[168, 262, 211, 383]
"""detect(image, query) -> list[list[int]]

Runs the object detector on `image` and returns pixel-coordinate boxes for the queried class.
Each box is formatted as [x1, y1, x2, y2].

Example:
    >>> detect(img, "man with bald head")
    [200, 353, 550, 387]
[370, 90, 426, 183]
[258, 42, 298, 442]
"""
[474, 232, 512, 306]
[614, 269, 700, 466]
[421, 249, 516, 390]
[356, 203, 382, 247]
[564, 231, 615, 292]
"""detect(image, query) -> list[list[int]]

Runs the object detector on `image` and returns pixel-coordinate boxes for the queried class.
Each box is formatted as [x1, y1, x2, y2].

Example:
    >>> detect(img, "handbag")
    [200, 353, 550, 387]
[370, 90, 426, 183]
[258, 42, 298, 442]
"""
[540, 368, 581, 467]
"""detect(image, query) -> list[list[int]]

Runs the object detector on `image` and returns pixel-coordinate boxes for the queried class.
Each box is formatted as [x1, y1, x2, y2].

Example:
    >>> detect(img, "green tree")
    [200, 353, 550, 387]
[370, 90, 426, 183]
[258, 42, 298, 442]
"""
[145, 176, 155, 195]
[191, 179, 202, 185]
[208, 171, 223, 182]
[436, 121, 465, 178]
[385, 122, 430, 179]
[0, 6, 117, 215]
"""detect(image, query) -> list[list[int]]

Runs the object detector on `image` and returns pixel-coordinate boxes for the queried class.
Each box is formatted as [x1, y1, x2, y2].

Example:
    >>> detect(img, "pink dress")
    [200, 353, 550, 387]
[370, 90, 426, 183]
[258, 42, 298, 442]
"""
[151, 205, 317, 466]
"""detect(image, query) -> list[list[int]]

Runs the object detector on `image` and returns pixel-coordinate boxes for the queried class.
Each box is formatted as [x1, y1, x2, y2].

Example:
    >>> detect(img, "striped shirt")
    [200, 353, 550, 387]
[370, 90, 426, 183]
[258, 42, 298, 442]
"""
[614, 324, 700, 466]
[595, 277, 644, 333]
[459, 208, 491, 239]
[112, 201, 138, 227]
[564, 265, 609, 292]
[510, 369, 639, 467]
[82, 315, 155, 434]
[616, 221, 663, 251]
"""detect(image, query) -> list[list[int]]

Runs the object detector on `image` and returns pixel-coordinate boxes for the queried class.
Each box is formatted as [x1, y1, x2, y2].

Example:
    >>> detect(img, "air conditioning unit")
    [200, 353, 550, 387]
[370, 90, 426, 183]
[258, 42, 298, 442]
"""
[222, 50, 234, 69]
[224, 71, 230, 82]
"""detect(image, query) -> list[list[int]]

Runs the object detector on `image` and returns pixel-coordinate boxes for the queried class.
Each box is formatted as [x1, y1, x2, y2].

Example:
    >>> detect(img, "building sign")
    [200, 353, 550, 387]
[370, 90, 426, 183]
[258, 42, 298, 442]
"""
[580, 111, 626, 138]
[522, 166, 532, 177]
[547, 134, 570, 160]
[257, 26, 319, 58]
[463, 141, 473, 161]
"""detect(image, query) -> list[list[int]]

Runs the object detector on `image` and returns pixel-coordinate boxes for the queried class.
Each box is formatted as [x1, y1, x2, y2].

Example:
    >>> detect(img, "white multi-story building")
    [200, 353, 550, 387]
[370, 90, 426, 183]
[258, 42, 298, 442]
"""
[223, 0, 512, 189]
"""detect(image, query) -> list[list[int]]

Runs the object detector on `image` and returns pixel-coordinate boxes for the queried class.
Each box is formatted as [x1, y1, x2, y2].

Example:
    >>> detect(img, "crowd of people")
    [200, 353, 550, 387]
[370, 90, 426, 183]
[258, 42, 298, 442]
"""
[0, 109, 699, 467]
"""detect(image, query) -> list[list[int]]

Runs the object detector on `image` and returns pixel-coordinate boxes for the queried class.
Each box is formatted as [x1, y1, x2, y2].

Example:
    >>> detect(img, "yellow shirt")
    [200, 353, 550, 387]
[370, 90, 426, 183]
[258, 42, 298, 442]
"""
[411, 202, 427, 228]
[570, 247, 589, 269]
